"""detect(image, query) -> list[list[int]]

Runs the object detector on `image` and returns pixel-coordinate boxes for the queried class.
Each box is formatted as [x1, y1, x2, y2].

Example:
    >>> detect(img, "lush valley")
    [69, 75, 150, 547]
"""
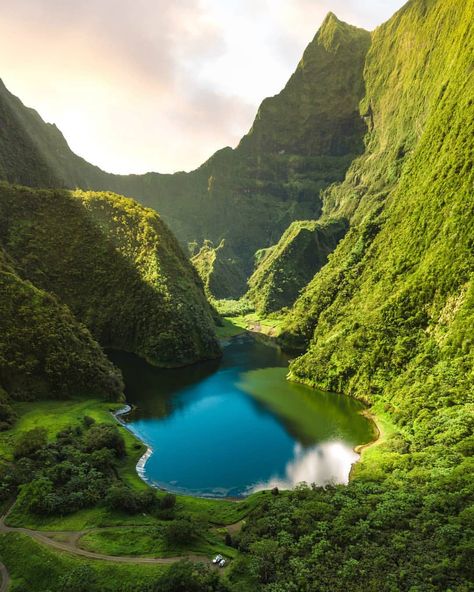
[0, 13, 370, 292]
[0, 0, 473, 590]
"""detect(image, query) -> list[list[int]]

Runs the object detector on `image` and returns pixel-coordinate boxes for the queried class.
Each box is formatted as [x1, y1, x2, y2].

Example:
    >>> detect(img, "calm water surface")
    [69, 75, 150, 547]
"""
[110, 334, 374, 498]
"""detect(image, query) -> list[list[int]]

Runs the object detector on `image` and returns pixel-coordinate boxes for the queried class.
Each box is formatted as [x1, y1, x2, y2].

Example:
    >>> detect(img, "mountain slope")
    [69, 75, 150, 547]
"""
[0, 246, 123, 410]
[0, 184, 220, 369]
[280, 0, 473, 439]
[0, 14, 371, 290]
[191, 239, 248, 300]
[247, 218, 348, 314]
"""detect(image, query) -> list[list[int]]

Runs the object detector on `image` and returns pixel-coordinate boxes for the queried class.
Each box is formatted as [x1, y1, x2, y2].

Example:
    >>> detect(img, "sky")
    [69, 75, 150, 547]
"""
[0, 0, 406, 175]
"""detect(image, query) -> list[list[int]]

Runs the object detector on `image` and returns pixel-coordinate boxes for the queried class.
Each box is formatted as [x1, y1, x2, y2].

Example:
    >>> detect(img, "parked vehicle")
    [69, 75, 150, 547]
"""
[219, 559, 226, 568]
[212, 554, 223, 564]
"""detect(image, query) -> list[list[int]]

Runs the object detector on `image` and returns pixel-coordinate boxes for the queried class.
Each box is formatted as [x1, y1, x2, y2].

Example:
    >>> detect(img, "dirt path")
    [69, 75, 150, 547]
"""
[224, 519, 245, 535]
[0, 561, 9, 592]
[0, 506, 209, 566]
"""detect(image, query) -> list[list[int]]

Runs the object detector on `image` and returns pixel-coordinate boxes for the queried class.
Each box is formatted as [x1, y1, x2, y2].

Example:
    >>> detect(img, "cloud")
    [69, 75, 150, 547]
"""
[248, 440, 359, 493]
[0, 0, 406, 174]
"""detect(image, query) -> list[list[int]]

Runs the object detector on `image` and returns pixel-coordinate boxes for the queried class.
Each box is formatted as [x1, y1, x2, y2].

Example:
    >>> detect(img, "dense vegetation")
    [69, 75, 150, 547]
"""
[0, 0, 472, 590]
[247, 218, 348, 314]
[0, 416, 191, 523]
[192, 240, 248, 299]
[0, 183, 220, 373]
[0, 246, 123, 421]
[230, 474, 473, 591]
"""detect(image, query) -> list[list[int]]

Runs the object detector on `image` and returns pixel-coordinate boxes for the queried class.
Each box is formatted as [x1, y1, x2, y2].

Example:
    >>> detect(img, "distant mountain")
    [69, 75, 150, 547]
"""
[0, 13, 370, 295]
[247, 218, 347, 314]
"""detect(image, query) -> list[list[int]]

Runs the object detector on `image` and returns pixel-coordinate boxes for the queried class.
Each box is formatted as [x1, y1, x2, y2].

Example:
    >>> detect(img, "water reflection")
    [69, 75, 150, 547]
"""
[249, 441, 359, 493]
[109, 335, 374, 498]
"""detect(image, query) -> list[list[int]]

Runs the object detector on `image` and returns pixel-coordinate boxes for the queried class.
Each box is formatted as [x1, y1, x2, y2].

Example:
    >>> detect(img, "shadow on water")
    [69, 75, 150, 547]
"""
[108, 334, 375, 498]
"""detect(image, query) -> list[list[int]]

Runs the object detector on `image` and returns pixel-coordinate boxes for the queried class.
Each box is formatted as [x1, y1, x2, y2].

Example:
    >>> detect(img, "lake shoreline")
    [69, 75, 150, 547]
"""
[111, 336, 379, 499]
[349, 410, 383, 481]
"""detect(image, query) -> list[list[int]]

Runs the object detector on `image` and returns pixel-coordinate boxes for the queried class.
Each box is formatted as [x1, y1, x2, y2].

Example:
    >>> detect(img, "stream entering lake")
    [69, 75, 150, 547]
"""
[110, 333, 375, 498]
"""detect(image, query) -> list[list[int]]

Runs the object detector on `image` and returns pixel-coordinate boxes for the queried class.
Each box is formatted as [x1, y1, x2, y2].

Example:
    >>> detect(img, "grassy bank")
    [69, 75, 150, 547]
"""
[1, 396, 261, 532]
[0, 532, 168, 592]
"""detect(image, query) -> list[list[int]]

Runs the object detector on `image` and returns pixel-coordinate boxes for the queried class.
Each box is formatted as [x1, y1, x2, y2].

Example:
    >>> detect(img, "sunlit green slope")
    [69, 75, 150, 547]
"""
[281, 0, 473, 440]
[247, 218, 348, 314]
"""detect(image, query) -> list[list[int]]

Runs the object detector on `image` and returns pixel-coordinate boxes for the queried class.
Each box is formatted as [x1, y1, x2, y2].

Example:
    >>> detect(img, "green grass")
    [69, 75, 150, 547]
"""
[0, 532, 167, 592]
[350, 403, 401, 481]
[0, 398, 129, 459]
[0, 397, 148, 494]
[77, 525, 238, 559]
[215, 317, 246, 338]
[2, 396, 263, 533]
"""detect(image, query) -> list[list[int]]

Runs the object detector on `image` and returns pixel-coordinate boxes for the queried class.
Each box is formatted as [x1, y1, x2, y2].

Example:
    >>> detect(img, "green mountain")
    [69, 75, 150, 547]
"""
[247, 218, 348, 314]
[0, 245, 123, 427]
[0, 0, 472, 589]
[234, 2, 474, 589]
[280, 0, 473, 449]
[0, 183, 220, 426]
[0, 183, 219, 367]
[0, 14, 370, 294]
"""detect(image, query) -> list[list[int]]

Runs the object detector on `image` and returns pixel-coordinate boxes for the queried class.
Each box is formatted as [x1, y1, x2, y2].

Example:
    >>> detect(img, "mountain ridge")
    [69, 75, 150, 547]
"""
[0, 13, 371, 293]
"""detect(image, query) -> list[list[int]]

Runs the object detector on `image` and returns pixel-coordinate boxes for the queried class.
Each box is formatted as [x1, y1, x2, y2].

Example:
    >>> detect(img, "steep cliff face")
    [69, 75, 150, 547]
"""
[191, 240, 248, 300]
[238, 13, 369, 159]
[0, 80, 106, 188]
[247, 218, 348, 314]
[281, 0, 473, 447]
[0, 184, 220, 371]
[0, 14, 370, 287]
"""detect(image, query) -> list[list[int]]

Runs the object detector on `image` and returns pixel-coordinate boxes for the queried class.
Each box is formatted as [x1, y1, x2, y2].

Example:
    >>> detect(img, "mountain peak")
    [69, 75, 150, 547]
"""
[322, 11, 339, 25]
[316, 11, 367, 52]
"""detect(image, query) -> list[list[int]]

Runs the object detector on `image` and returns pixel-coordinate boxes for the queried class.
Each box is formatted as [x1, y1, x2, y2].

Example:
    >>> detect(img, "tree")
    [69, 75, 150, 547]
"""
[152, 561, 228, 592]
[164, 518, 198, 546]
[83, 424, 125, 457]
[13, 427, 47, 459]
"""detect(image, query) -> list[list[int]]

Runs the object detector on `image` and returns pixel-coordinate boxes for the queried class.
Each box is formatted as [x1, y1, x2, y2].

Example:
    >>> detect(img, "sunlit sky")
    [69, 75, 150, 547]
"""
[0, 1, 406, 174]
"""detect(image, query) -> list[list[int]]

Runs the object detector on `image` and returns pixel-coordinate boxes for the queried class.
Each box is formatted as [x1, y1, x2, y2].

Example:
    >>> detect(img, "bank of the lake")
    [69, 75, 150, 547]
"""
[109, 332, 376, 499]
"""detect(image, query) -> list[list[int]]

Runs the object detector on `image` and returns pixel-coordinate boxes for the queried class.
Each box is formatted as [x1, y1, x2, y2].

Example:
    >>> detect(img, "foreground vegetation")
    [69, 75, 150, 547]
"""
[0, 395, 261, 591]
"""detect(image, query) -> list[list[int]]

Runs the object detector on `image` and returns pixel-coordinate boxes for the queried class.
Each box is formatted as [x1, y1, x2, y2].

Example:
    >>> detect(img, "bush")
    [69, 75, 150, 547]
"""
[152, 560, 229, 592]
[163, 518, 198, 546]
[83, 424, 125, 457]
[105, 484, 156, 514]
[159, 492, 177, 510]
[13, 427, 47, 459]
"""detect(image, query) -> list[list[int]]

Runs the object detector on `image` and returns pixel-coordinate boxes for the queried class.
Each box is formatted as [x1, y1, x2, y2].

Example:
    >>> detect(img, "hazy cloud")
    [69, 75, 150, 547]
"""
[0, 0, 406, 174]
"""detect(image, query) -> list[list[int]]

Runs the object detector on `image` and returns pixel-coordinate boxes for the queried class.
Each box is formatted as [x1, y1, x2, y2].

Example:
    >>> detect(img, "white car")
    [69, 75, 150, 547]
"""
[219, 559, 226, 568]
[212, 554, 223, 564]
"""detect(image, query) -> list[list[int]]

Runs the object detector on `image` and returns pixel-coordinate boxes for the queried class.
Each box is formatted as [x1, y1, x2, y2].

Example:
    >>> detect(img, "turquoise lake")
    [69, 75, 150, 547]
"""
[111, 334, 374, 498]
